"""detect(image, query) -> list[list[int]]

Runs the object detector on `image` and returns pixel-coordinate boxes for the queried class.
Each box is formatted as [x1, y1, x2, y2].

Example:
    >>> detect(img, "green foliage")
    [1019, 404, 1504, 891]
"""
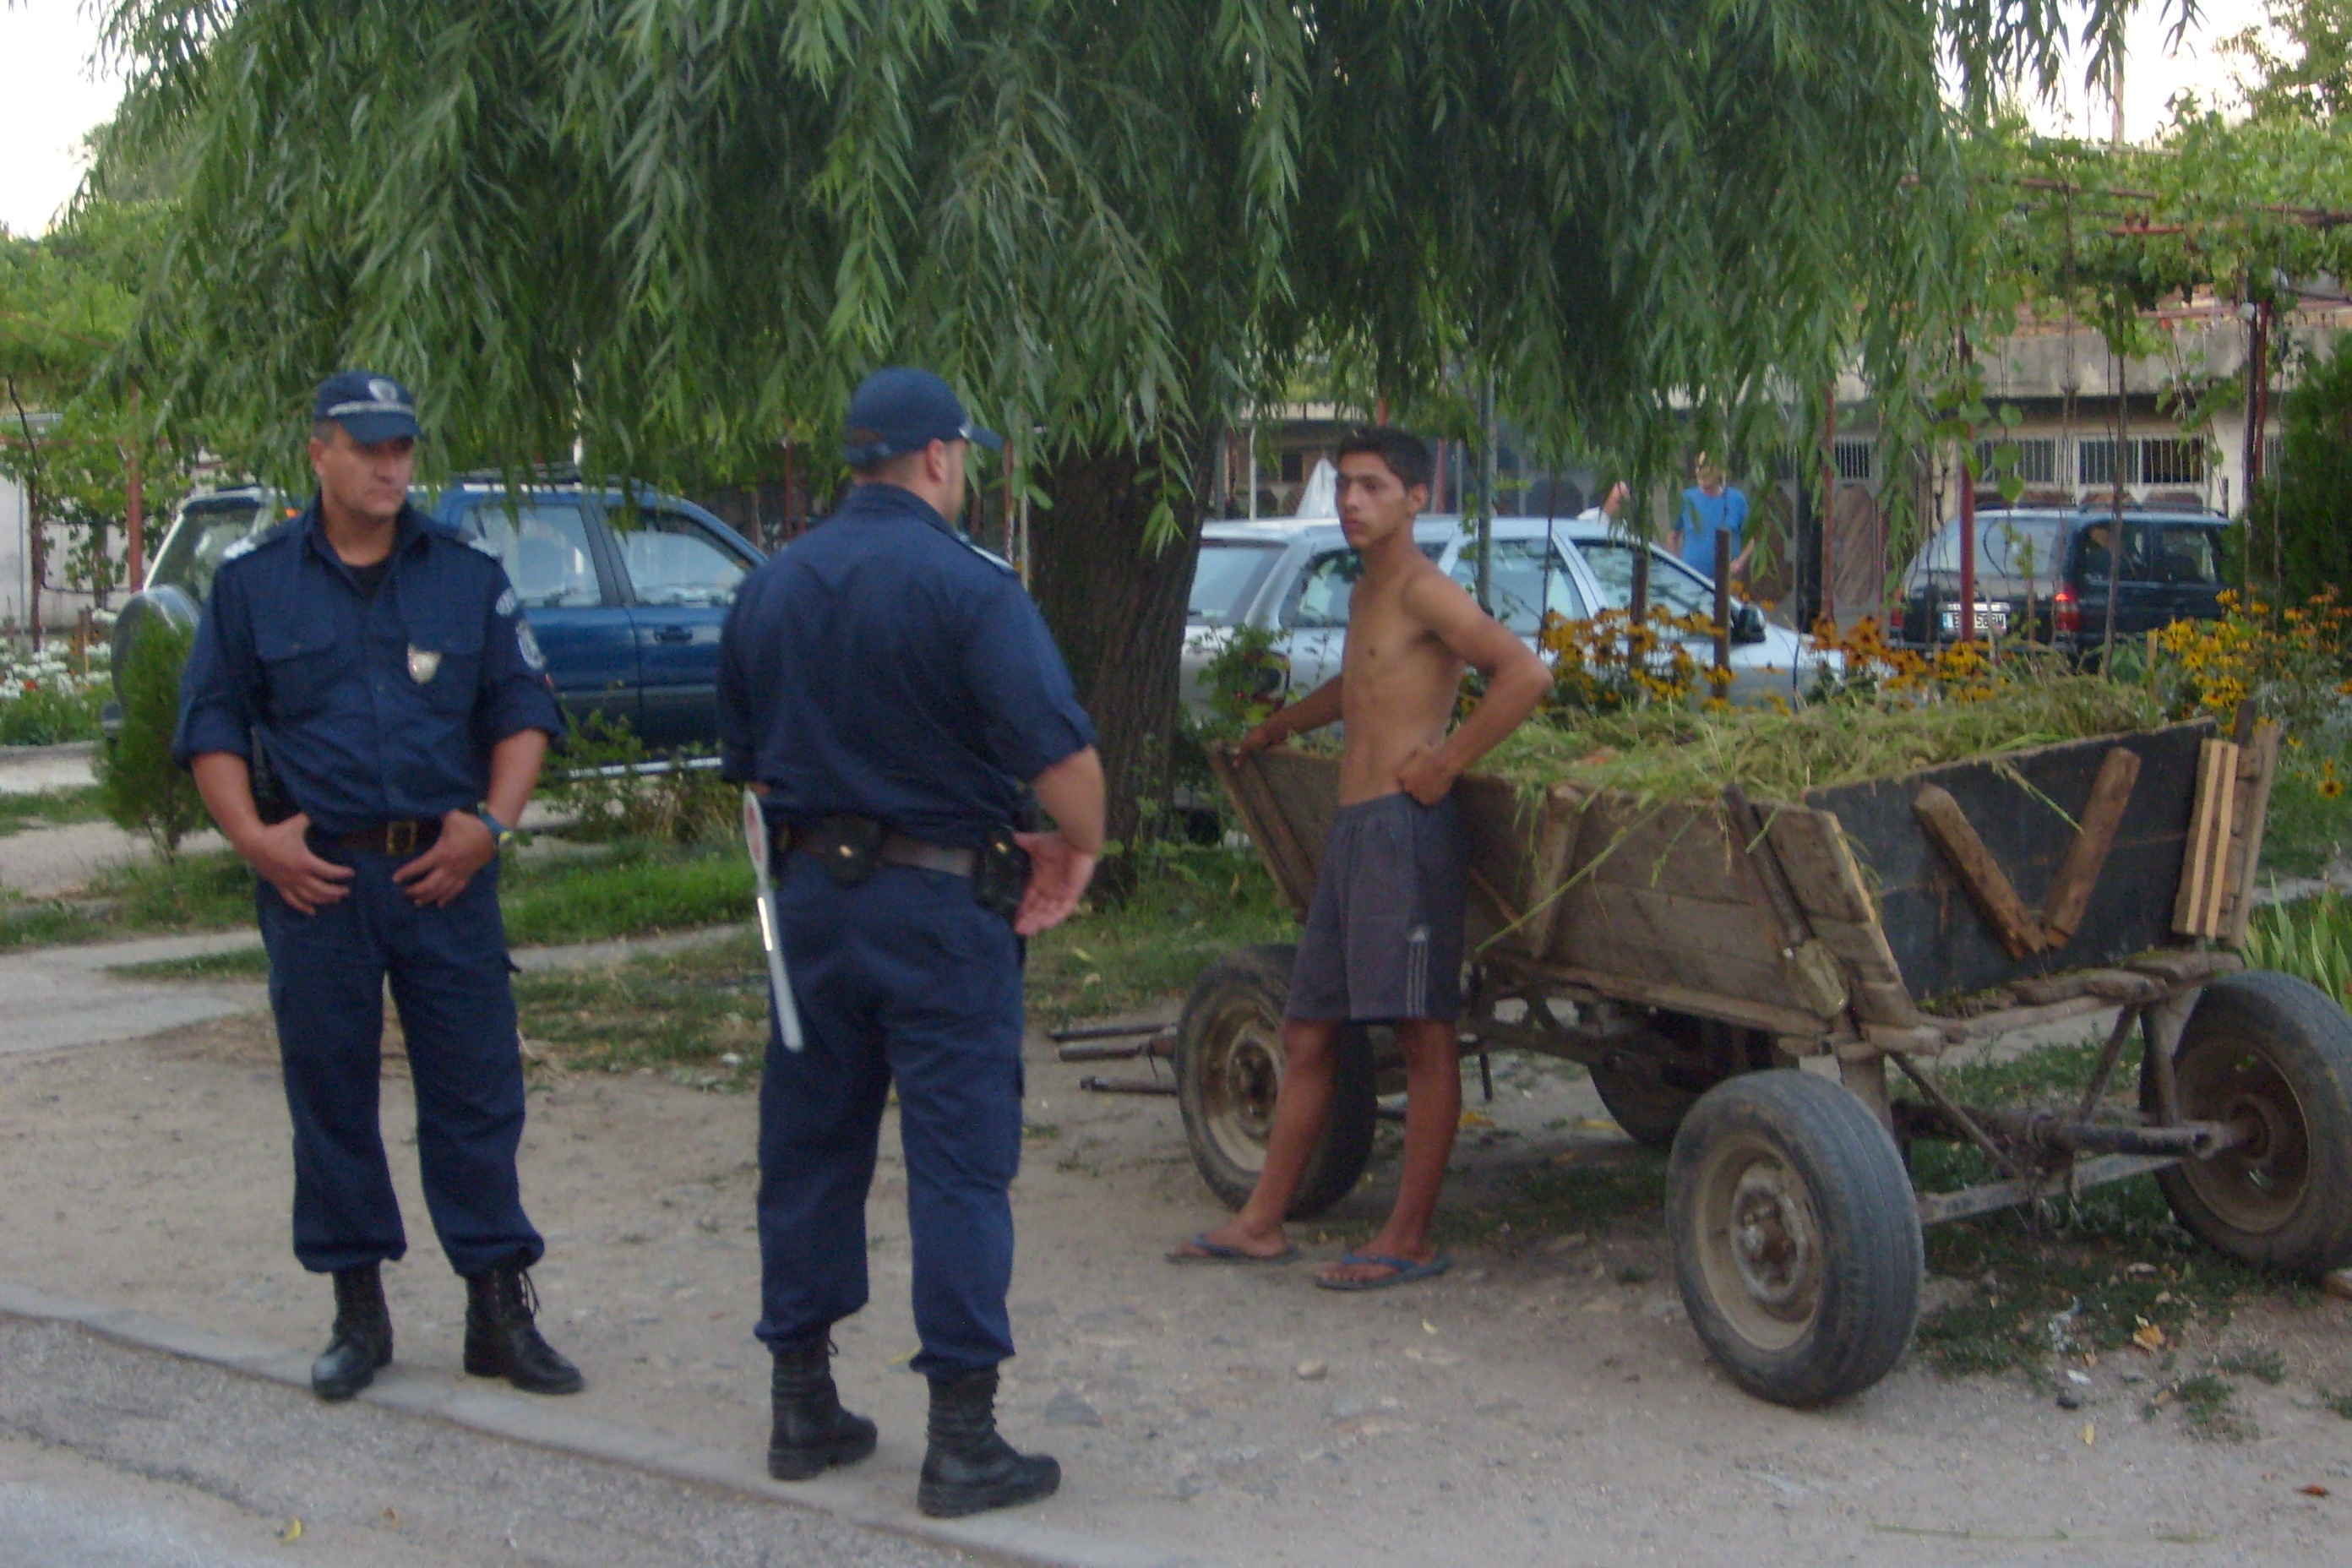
[95, 618, 207, 861]
[2245, 893, 2352, 1009]
[510, 932, 768, 1085]
[1190, 623, 1287, 743]
[538, 711, 738, 846]
[2250, 333, 2352, 605]
[0, 645, 106, 744]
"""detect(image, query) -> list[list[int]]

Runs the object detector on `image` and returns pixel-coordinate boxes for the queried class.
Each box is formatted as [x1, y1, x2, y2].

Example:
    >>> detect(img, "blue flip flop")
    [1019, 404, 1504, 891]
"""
[1167, 1233, 1299, 1265]
[1314, 1250, 1452, 1291]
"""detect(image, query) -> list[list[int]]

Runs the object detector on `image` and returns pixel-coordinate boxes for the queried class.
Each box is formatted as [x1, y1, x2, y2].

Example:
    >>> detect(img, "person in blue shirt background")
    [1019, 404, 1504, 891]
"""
[717, 367, 1103, 1519]
[1674, 453, 1753, 581]
[173, 372, 580, 1404]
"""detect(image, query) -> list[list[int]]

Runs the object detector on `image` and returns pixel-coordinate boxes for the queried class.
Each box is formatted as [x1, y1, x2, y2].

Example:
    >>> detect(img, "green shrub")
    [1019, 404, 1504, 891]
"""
[2245, 893, 2352, 1010]
[0, 645, 105, 745]
[95, 621, 210, 861]
[539, 710, 737, 845]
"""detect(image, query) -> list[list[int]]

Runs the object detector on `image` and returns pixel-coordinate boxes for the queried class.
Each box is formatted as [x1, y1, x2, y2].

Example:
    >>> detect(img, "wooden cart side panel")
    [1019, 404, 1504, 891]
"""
[1452, 771, 1538, 950]
[1805, 721, 2213, 1001]
[1540, 798, 1824, 1023]
[1758, 804, 1919, 1024]
[1208, 745, 1320, 917]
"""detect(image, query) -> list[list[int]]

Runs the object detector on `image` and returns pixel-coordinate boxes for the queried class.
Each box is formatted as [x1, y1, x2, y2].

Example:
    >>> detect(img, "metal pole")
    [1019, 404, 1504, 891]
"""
[2104, 328, 2126, 668]
[1958, 335, 1977, 644]
[125, 386, 145, 594]
[1712, 528, 1733, 695]
[1475, 373, 1495, 612]
[1820, 386, 1837, 628]
[1247, 422, 1259, 522]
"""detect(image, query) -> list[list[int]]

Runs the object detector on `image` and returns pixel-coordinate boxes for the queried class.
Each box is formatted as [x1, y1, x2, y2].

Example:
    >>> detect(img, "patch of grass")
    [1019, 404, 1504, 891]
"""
[0, 785, 106, 837]
[513, 929, 768, 1081]
[1026, 841, 1293, 1025]
[107, 947, 270, 982]
[2, 850, 259, 950]
[2321, 1389, 2352, 1420]
[498, 839, 752, 945]
[1439, 1152, 1667, 1250]
[2215, 1347, 2287, 1386]
[2161, 1370, 2255, 1441]
[1903, 1034, 2316, 1379]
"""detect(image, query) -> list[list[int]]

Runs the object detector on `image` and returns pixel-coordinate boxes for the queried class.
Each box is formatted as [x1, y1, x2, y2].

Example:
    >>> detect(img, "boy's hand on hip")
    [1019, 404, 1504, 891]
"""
[1396, 745, 1457, 806]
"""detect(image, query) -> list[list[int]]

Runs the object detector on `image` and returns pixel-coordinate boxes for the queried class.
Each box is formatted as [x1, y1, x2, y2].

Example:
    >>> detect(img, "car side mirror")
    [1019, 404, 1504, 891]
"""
[1732, 602, 1767, 645]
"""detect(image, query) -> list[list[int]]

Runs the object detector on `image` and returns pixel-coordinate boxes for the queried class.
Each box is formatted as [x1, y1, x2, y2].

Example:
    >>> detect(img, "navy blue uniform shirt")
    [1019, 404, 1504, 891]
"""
[716, 482, 1095, 845]
[173, 498, 565, 834]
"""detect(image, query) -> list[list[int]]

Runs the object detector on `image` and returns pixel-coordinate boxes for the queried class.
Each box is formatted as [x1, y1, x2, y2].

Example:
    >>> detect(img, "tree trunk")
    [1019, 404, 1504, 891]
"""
[1027, 444, 1202, 886]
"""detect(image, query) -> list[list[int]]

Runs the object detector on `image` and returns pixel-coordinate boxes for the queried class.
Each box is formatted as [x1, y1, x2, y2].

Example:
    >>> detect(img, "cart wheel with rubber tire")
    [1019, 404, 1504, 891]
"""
[1590, 1014, 1770, 1150]
[2142, 969, 2352, 1275]
[1668, 1070, 1924, 1407]
[1176, 944, 1375, 1217]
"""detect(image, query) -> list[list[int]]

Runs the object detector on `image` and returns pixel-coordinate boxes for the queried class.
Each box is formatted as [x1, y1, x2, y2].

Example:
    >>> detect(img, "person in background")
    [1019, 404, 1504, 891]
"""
[1674, 455, 1751, 582]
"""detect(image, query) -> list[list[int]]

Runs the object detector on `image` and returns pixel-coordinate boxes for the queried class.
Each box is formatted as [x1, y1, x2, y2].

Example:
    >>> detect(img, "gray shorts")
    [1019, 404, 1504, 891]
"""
[1286, 792, 1467, 1023]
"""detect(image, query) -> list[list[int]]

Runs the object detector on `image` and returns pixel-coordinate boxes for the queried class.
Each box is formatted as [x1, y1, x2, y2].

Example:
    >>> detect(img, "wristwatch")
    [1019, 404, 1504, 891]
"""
[476, 806, 516, 850]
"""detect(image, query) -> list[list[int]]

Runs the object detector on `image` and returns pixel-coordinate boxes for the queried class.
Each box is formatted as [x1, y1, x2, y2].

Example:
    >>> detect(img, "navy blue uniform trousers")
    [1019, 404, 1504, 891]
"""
[256, 849, 542, 1277]
[754, 856, 1025, 1379]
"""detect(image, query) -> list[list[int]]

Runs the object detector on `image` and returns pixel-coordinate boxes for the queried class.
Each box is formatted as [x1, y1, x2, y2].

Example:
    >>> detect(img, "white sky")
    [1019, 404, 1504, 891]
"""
[0, 0, 2292, 238]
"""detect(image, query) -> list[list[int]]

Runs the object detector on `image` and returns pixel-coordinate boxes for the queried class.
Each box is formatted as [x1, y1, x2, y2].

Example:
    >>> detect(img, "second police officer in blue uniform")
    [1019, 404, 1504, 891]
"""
[718, 368, 1104, 1518]
[175, 373, 581, 1402]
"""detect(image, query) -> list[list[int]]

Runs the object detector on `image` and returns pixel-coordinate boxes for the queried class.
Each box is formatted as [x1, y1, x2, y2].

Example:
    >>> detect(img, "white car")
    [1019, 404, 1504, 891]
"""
[1183, 514, 1829, 712]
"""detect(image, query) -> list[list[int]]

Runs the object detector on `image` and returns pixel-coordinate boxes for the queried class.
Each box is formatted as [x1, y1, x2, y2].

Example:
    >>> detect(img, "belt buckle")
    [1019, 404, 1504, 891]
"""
[387, 820, 418, 857]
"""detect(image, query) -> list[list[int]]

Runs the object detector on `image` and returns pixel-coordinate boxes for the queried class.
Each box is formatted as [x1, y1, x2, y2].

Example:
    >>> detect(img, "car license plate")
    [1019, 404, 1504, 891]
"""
[1939, 602, 2009, 637]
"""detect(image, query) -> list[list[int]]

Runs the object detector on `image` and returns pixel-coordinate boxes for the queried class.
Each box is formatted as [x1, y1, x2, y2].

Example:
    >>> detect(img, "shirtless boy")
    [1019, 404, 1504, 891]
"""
[1170, 427, 1552, 1288]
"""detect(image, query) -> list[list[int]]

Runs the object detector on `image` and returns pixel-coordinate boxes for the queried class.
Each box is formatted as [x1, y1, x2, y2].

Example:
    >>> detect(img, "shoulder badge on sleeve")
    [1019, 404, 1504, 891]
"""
[515, 620, 547, 672]
[495, 586, 519, 618]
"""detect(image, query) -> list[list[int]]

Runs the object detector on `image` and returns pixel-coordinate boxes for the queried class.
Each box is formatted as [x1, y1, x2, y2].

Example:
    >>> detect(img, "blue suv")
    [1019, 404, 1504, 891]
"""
[110, 479, 765, 750]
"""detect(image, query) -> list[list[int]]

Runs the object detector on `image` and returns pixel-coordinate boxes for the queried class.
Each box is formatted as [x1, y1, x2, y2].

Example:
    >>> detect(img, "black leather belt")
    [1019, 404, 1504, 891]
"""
[328, 819, 443, 856]
[791, 826, 977, 878]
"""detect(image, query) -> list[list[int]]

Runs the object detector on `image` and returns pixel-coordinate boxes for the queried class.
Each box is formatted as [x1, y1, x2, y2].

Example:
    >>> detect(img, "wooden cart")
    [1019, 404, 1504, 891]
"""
[1178, 717, 2352, 1406]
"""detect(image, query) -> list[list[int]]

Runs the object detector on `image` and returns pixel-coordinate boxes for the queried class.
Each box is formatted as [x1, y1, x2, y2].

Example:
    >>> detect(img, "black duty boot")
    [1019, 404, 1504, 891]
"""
[767, 1340, 878, 1481]
[311, 1264, 393, 1402]
[917, 1368, 1059, 1518]
[462, 1258, 583, 1395]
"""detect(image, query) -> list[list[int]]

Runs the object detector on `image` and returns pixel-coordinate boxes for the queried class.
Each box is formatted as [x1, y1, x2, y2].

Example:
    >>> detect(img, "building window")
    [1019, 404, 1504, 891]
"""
[1976, 437, 2056, 485]
[1832, 438, 1873, 482]
[2137, 438, 2204, 486]
[2077, 437, 2122, 488]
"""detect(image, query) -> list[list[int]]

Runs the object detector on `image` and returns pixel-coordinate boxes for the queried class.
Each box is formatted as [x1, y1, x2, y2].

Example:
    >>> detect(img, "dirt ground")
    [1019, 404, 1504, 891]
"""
[4, 1006, 2349, 1568]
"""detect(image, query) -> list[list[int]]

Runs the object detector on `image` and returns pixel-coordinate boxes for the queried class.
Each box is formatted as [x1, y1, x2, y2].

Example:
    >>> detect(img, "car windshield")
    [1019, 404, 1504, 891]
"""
[1189, 542, 1282, 625]
[1919, 515, 2063, 585]
[1446, 536, 1588, 633]
[155, 498, 275, 607]
[1573, 539, 1715, 620]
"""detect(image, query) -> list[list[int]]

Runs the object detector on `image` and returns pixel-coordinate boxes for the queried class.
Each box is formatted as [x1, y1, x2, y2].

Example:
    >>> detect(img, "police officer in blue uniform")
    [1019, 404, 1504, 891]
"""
[174, 372, 580, 1402]
[718, 367, 1104, 1519]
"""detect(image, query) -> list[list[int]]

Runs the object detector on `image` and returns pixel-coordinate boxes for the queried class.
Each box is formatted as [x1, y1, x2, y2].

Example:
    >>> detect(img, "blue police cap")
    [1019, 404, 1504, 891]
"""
[842, 367, 1003, 468]
[313, 370, 422, 445]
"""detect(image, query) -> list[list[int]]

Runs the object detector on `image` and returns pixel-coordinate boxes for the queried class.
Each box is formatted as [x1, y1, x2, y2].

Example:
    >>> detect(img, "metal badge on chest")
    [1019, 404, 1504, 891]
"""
[408, 646, 442, 684]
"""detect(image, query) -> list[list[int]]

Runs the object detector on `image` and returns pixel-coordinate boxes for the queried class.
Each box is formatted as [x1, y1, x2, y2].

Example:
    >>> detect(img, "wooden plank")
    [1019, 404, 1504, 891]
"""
[1521, 785, 1587, 959]
[2172, 738, 2230, 936]
[2197, 749, 2238, 936]
[1509, 958, 1830, 1038]
[1574, 798, 1752, 901]
[1761, 808, 1876, 927]
[1914, 784, 2047, 958]
[1219, 746, 1320, 917]
[1810, 721, 2211, 1000]
[1207, 745, 1306, 917]
[1559, 880, 1797, 997]
[2221, 722, 2284, 948]
[2039, 746, 2141, 944]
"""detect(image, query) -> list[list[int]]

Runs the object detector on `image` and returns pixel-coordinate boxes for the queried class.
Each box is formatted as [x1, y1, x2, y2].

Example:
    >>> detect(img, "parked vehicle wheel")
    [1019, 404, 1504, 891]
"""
[1176, 945, 1375, 1217]
[1669, 1070, 1923, 1407]
[2143, 970, 2352, 1275]
[1590, 1014, 1766, 1150]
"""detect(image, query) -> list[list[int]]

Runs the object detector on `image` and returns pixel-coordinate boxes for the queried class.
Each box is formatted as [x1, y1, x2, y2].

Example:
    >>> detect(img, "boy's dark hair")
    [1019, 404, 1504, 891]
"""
[1335, 426, 1433, 493]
